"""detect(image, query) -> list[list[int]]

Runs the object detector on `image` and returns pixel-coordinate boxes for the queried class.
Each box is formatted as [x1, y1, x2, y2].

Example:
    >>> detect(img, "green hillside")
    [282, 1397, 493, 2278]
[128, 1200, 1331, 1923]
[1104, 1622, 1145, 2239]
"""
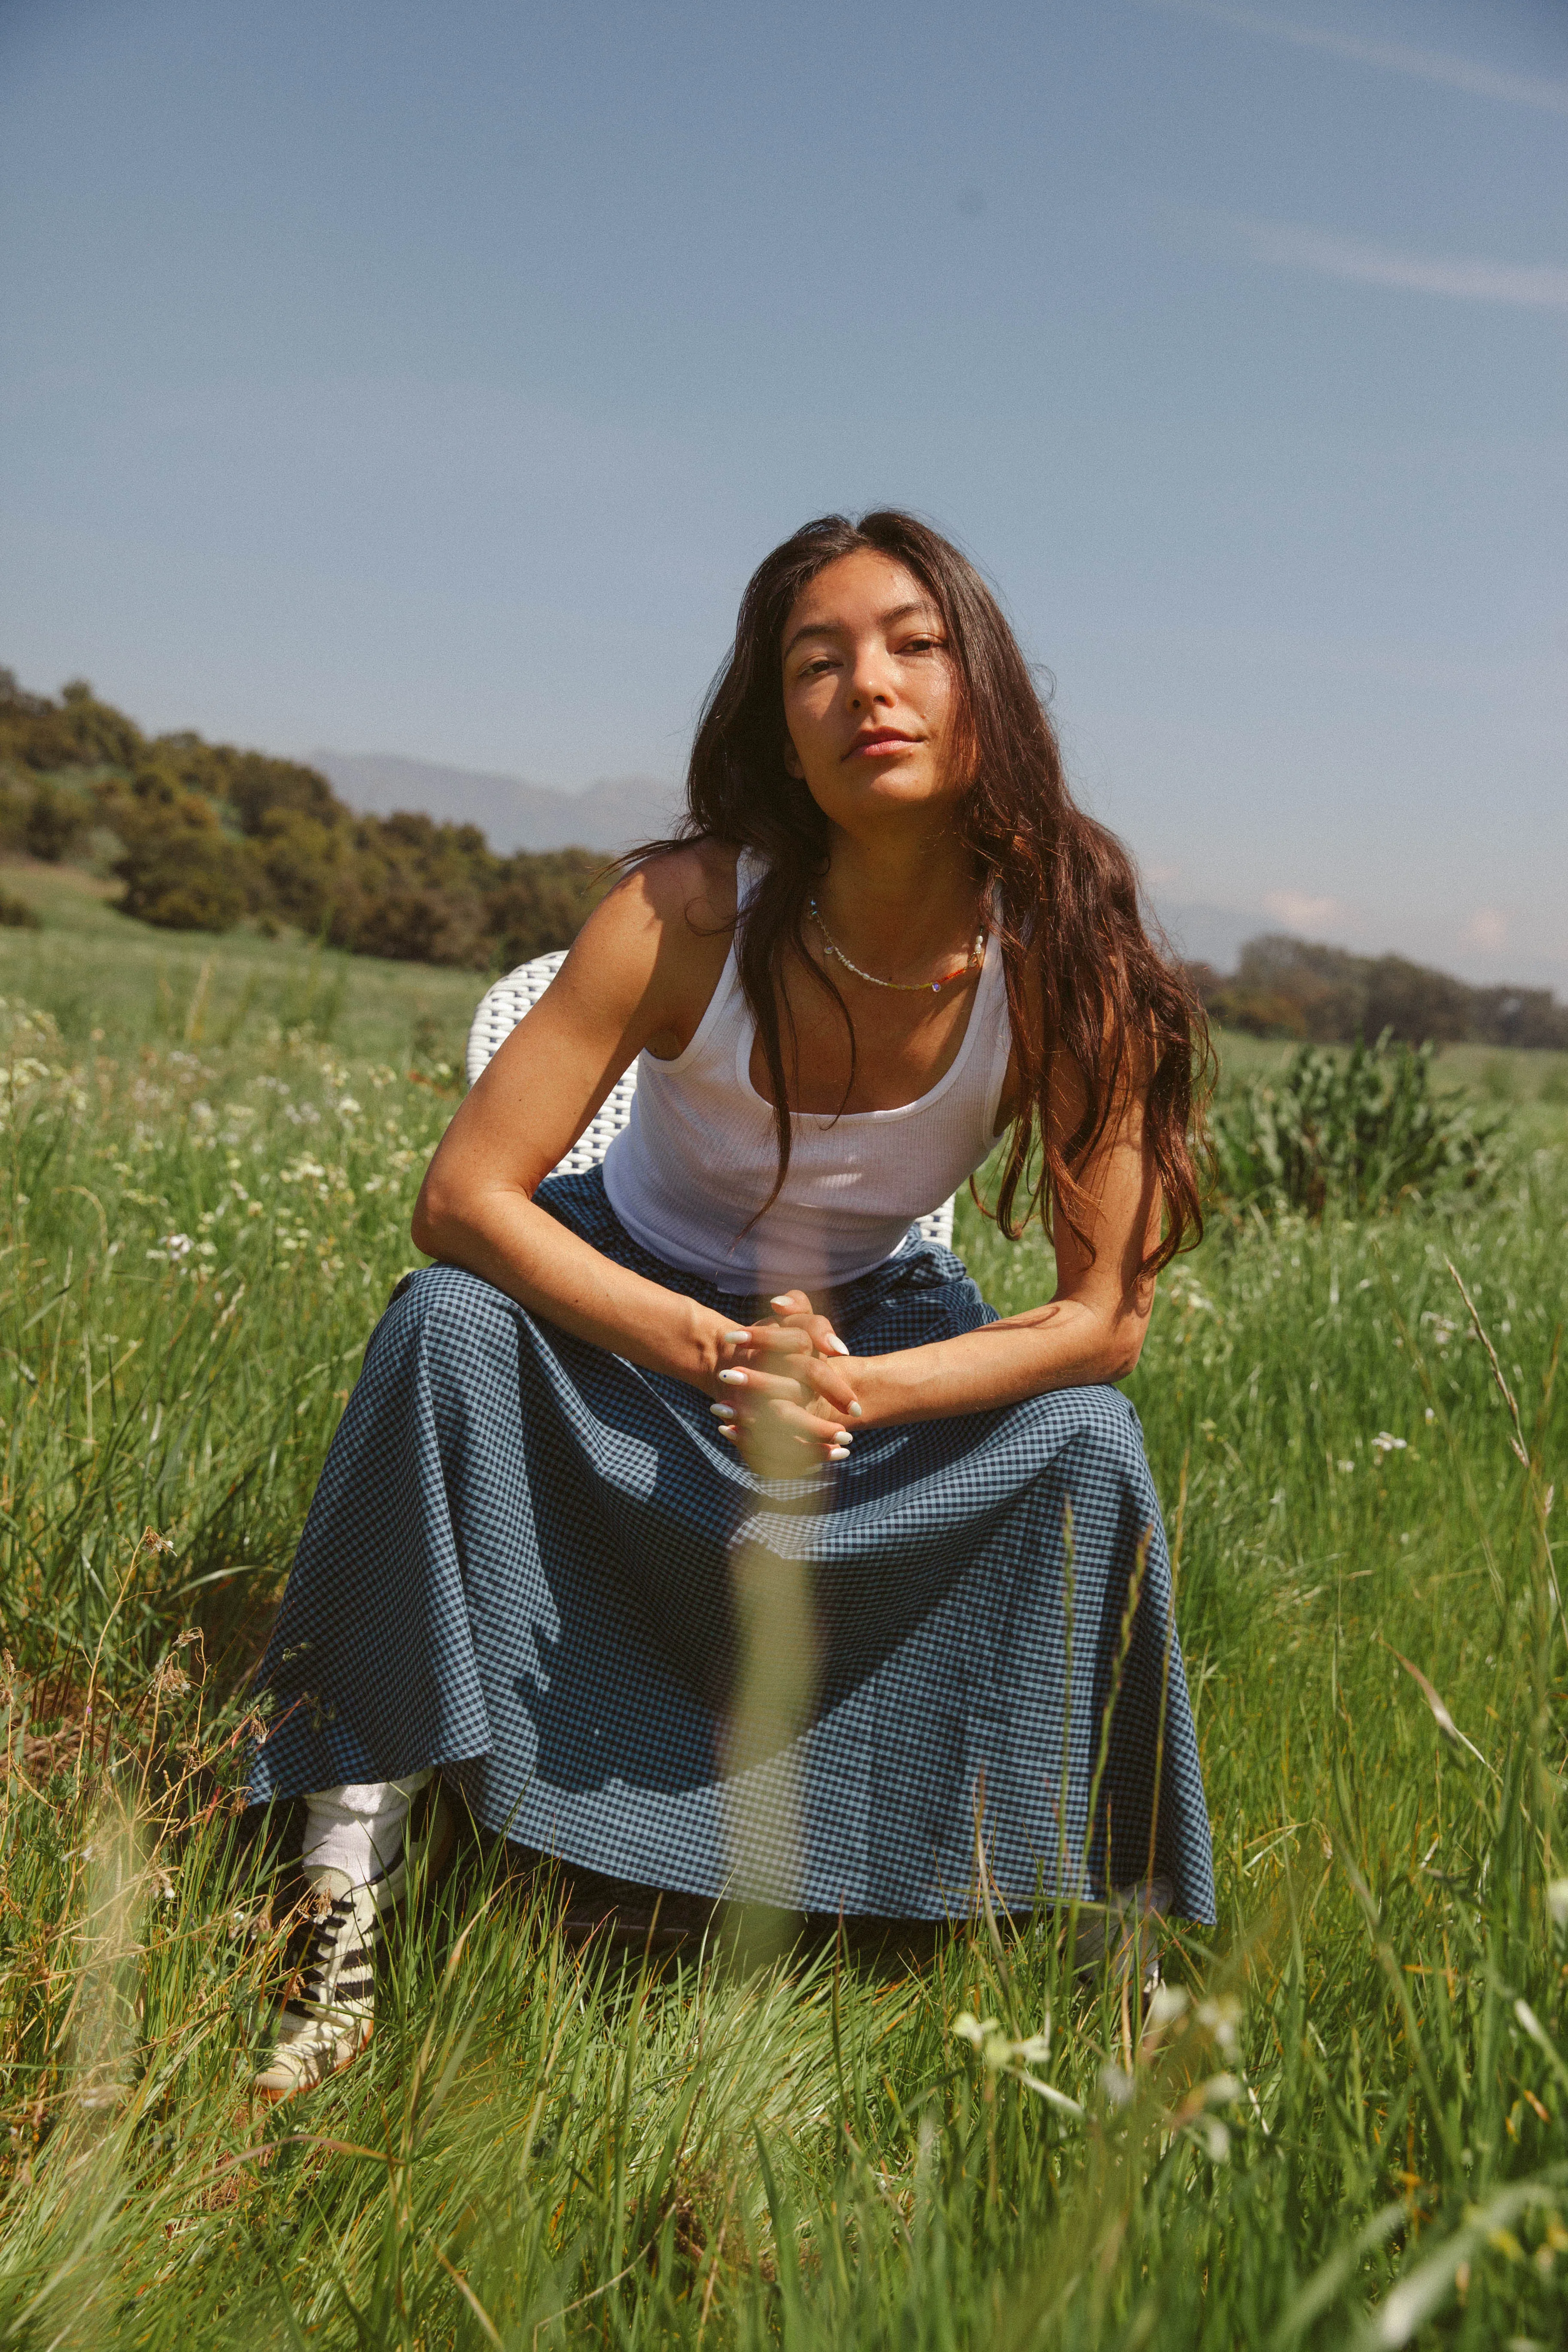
[0, 875, 1566, 2344]
[0, 669, 609, 973]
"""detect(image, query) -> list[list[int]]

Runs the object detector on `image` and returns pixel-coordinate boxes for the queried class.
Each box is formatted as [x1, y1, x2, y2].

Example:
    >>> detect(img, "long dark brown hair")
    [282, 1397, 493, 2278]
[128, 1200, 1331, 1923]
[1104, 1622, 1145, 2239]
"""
[640, 511, 1210, 1278]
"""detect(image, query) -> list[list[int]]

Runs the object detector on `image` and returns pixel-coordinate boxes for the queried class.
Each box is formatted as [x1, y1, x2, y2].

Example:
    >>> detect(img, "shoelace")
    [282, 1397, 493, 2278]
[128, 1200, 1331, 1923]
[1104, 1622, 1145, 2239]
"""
[283, 1891, 374, 2017]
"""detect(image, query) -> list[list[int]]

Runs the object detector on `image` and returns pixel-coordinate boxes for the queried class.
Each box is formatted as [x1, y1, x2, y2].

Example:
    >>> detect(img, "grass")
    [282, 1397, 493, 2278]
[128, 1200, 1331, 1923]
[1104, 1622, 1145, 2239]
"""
[2, 866, 1568, 2346]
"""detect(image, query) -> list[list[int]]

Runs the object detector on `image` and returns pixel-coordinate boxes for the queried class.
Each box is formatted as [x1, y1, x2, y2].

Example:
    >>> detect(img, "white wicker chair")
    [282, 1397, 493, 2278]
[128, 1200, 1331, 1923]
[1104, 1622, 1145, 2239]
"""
[466, 953, 957, 1248]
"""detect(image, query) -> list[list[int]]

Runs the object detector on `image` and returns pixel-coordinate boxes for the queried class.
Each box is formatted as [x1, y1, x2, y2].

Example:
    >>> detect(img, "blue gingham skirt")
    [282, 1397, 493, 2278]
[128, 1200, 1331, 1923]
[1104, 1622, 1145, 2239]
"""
[250, 1168, 1215, 1923]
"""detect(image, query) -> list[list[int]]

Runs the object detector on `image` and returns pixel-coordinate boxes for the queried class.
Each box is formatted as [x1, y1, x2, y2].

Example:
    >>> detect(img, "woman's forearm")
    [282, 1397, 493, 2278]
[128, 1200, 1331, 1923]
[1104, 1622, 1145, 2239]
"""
[411, 1181, 733, 1388]
[854, 1297, 1145, 1427]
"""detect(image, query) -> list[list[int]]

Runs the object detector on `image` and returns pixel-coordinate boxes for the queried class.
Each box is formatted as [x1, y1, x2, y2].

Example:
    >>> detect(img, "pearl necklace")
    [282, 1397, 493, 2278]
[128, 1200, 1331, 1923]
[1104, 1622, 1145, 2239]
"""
[807, 898, 986, 994]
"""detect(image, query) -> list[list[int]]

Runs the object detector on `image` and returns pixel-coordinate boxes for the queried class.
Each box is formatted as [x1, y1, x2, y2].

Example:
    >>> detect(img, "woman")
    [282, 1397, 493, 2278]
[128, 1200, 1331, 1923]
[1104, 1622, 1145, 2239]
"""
[249, 511, 1216, 2102]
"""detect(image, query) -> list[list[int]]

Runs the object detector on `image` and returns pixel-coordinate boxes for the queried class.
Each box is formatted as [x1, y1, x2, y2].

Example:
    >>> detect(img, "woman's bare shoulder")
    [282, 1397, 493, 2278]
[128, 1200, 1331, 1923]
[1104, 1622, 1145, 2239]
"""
[623, 837, 741, 936]
[551, 840, 740, 1054]
[567, 840, 737, 950]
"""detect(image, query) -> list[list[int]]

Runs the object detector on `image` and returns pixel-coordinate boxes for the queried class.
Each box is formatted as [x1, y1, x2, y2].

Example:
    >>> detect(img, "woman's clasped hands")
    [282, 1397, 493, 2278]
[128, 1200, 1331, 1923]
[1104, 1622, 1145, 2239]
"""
[709, 1288, 864, 1474]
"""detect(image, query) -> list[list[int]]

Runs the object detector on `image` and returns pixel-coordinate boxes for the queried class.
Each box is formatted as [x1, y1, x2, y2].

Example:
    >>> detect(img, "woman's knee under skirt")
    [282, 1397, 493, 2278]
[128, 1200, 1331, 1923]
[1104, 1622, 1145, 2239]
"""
[249, 1169, 1216, 1925]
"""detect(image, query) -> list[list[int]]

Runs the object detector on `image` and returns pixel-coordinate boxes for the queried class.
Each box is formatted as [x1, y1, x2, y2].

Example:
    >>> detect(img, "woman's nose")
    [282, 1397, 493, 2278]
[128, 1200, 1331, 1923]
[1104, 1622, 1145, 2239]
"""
[847, 651, 895, 708]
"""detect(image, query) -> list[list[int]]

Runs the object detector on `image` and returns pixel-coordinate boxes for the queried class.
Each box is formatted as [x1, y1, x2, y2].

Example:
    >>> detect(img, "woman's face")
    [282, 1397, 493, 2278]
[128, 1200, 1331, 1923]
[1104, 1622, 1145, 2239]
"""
[779, 550, 961, 830]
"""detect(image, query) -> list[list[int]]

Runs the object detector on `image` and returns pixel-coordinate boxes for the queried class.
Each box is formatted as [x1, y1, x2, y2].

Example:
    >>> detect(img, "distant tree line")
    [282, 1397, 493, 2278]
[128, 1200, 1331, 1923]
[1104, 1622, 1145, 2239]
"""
[0, 668, 608, 969]
[4, 669, 1560, 1038]
[1192, 933, 1568, 1051]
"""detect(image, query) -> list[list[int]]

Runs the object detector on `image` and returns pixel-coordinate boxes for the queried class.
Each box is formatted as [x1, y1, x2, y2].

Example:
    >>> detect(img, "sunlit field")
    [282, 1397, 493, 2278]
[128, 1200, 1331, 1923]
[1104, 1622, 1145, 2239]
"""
[3, 870, 1567, 2349]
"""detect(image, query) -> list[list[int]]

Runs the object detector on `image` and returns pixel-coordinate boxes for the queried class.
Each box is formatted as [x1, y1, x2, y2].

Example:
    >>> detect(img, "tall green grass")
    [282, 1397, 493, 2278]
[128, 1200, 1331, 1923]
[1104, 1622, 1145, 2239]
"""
[2, 888, 1567, 2346]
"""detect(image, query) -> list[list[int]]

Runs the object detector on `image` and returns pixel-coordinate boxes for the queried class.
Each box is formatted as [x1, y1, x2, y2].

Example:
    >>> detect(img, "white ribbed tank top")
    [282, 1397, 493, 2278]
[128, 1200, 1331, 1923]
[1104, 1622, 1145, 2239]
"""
[601, 858, 1013, 1295]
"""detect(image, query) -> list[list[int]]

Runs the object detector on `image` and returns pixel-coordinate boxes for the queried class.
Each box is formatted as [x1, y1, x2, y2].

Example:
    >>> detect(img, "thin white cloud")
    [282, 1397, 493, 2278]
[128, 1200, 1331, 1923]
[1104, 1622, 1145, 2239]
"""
[1226, 216, 1568, 310]
[1150, 0, 1568, 117]
[1463, 908, 1509, 952]
[1264, 889, 1338, 931]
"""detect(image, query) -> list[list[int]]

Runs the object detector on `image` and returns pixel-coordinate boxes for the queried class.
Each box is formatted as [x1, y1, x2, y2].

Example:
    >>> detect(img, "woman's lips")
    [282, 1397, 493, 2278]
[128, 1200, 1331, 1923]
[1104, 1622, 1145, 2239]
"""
[845, 733, 916, 758]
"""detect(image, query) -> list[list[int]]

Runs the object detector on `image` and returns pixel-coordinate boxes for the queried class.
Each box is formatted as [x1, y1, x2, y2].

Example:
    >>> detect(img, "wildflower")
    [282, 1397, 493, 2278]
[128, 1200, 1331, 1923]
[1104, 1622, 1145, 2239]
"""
[163, 1233, 193, 1262]
[1371, 1432, 1407, 1458]
[1100, 2062, 1135, 2109]
[952, 2009, 1000, 2053]
[1196, 1993, 1242, 2059]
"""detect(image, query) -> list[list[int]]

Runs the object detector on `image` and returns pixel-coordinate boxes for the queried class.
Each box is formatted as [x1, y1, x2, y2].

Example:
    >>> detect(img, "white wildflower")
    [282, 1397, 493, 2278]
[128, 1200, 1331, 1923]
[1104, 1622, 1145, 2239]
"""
[1197, 1994, 1242, 2060]
[952, 2010, 996, 2049]
[1100, 2062, 1135, 2110]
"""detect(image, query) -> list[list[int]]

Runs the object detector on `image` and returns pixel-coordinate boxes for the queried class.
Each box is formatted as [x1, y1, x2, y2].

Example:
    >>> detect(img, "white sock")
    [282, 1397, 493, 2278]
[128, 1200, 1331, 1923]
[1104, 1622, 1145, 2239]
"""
[301, 1772, 433, 1889]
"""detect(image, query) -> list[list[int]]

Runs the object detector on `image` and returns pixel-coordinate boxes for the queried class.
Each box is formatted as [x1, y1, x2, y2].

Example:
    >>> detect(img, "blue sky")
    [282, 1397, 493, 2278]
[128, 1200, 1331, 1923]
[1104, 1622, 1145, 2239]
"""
[2, 0, 1564, 982]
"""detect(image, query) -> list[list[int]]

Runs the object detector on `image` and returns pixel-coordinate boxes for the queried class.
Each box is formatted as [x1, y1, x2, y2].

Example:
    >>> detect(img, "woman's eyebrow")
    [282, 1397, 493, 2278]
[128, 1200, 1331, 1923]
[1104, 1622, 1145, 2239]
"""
[782, 602, 936, 661]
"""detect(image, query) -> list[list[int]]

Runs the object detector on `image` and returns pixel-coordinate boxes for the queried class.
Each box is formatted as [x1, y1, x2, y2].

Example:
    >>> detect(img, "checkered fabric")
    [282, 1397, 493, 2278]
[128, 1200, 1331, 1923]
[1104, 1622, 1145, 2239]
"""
[251, 1170, 1215, 1924]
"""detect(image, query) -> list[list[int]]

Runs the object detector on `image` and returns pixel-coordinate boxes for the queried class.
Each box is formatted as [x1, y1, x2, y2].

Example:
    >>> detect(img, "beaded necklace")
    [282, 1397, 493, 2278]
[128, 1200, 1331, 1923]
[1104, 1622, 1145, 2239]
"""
[807, 897, 986, 995]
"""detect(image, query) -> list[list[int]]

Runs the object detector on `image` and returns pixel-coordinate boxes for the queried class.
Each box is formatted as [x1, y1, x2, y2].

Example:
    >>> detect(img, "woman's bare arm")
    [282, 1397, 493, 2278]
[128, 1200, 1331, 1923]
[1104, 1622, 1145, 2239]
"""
[725, 1051, 1160, 1431]
[413, 847, 852, 1433]
[850, 1069, 1159, 1423]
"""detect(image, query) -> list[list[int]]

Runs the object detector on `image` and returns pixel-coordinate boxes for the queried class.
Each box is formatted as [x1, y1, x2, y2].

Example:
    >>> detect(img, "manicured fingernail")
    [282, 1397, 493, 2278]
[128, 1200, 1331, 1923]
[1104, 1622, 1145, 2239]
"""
[848, 1401, 863, 1417]
[710, 1402, 735, 1421]
[718, 1368, 746, 1385]
[723, 1329, 751, 1343]
[827, 1445, 850, 1461]
[770, 1295, 795, 1309]
[826, 1335, 850, 1355]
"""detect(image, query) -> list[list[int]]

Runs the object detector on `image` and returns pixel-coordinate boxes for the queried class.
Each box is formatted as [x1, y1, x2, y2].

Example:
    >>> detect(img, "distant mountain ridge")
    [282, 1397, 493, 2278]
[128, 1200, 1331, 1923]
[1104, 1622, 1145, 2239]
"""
[316, 758, 1265, 965]
[312, 751, 682, 856]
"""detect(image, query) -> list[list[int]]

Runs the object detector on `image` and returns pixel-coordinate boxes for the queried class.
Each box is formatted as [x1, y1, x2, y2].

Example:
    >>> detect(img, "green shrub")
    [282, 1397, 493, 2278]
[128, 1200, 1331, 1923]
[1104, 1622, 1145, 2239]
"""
[1209, 1031, 1504, 1217]
[486, 846, 609, 964]
[114, 817, 256, 931]
[22, 780, 84, 861]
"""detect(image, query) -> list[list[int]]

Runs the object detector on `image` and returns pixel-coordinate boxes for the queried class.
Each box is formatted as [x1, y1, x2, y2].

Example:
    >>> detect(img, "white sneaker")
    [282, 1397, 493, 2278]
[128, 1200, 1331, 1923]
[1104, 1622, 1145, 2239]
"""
[252, 1786, 452, 2105]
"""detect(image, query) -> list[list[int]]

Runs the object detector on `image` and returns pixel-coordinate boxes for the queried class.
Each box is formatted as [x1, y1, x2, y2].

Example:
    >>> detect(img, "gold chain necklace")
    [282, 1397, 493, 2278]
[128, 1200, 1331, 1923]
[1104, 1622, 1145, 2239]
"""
[807, 897, 986, 995]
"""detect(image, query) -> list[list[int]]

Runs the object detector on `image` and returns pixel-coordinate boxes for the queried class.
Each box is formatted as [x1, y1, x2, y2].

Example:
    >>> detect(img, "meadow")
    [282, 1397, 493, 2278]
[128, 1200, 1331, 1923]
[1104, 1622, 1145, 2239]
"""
[1, 867, 1566, 2348]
